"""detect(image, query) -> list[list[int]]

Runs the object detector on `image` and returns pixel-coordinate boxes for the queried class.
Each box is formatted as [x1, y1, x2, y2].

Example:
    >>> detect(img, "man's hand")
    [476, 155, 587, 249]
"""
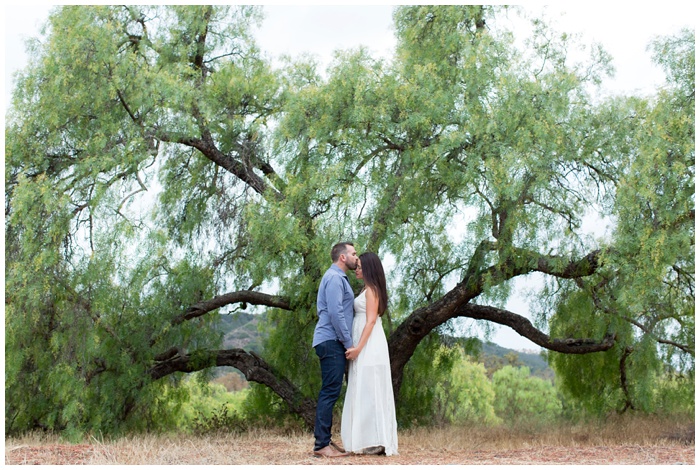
[345, 346, 360, 361]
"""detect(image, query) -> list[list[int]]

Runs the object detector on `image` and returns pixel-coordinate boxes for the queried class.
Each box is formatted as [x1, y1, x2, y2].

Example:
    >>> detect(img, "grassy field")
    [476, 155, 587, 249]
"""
[5, 414, 694, 465]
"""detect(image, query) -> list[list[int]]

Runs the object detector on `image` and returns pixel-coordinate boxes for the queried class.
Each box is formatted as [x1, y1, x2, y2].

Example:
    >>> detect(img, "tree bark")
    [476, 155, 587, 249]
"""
[619, 346, 635, 413]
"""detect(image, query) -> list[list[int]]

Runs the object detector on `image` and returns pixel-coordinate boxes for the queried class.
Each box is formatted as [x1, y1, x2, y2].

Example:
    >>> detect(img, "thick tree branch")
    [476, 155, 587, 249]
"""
[172, 290, 291, 325]
[533, 249, 601, 278]
[474, 246, 600, 287]
[232, 133, 287, 193]
[149, 348, 316, 429]
[456, 302, 616, 353]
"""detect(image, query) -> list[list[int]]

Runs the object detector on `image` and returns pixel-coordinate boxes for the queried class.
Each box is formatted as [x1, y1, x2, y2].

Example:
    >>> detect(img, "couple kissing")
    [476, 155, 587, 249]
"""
[311, 242, 398, 458]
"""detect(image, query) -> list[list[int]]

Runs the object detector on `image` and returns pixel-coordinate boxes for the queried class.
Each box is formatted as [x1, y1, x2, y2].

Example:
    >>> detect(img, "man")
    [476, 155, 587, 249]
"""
[311, 242, 358, 458]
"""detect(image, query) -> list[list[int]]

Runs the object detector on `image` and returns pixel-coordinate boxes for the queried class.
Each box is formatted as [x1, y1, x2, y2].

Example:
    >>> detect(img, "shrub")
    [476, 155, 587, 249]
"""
[492, 365, 562, 423]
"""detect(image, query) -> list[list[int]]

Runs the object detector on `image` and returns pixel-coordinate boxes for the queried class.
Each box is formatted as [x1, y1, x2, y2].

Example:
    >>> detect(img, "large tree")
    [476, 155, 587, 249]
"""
[5, 5, 694, 434]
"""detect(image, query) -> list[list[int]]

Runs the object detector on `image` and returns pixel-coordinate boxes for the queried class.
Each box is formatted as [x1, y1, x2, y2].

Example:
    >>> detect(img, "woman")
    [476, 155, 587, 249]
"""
[340, 252, 398, 456]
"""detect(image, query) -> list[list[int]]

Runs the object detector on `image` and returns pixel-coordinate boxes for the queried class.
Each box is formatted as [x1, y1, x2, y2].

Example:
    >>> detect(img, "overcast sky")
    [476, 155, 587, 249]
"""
[3, 3, 695, 351]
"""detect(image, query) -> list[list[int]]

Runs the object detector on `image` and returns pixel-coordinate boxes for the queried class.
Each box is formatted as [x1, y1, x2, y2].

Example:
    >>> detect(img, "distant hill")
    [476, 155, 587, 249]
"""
[217, 311, 265, 353]
[213, 312, 554, 382]
[480, 340, 553, 380]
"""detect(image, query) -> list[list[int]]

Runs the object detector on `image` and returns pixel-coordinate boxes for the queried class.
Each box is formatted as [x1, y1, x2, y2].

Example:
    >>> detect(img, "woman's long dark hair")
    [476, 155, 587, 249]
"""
[359, 252, 388, 317]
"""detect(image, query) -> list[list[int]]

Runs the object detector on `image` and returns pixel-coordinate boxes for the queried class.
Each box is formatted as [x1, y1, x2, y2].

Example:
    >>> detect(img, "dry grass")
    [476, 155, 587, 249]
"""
[5, 415, 694, 465]
[401, 414, 694, 451]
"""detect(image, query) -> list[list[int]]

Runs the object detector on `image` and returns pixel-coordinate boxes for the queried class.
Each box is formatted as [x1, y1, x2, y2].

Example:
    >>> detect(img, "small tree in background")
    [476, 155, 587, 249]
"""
[493, 366, 562, 423]
[434, 347, 500, 425]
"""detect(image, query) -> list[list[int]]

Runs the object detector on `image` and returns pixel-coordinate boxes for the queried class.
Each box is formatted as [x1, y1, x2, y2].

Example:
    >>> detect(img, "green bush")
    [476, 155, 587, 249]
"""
[239, 383, 307, 431]
[652, 371, 695, 416]
[397, 332, 458, 427]
[492, 365, 562, 423]
[176, 377, 251, 433]
[191, 404, 247, 434]
[434, 347, 500, 425]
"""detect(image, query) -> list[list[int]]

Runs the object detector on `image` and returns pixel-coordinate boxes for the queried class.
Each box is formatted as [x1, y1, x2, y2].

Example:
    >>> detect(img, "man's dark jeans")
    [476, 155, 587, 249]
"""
[313, 340, 346, 451]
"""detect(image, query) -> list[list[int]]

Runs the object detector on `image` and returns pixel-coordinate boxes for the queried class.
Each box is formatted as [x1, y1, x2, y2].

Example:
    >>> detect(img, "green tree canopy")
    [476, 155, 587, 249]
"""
[5, 5, 694, 435]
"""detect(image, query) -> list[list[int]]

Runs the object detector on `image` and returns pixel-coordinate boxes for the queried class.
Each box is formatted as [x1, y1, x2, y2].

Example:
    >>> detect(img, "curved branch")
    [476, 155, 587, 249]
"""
[388, 247, 605, 387]
[456, 302, 616, 354]
[117, 171, 148, 218]
[616, 312, 694, 355]
[157, 132, 283, 201]
[172, 290, 291, 325]
[149, 348, 315, 429]
[534, 249, 602, 278]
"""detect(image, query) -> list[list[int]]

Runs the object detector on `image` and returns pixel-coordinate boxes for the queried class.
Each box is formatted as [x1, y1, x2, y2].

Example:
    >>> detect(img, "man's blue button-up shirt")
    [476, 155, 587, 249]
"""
[312, 264, 354, 349]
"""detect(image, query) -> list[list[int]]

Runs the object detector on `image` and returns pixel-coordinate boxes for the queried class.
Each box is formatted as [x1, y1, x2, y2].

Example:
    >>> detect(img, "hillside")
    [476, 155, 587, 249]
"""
[217, 311, 265, 353]
[480, 340, 553, 380]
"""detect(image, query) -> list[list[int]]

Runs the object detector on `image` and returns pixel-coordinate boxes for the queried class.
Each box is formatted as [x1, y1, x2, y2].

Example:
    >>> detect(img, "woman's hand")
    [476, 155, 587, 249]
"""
[345, 346, 360, 361]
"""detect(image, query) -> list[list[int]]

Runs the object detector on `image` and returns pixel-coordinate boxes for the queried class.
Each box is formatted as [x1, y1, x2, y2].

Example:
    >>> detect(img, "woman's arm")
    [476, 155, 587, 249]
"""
[345, 288, 379, 361]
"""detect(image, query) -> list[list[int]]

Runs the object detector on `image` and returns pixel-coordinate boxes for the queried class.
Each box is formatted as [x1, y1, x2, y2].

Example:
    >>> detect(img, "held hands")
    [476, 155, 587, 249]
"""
[345, 346, 360, 361]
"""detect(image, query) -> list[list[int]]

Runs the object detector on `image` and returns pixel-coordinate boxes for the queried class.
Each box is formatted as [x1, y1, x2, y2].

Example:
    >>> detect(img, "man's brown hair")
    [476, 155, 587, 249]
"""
[330, 242, 354, 262]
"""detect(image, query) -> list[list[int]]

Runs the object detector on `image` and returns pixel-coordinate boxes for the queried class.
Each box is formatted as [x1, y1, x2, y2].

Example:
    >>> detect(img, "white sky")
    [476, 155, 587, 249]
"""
[3, 3, 696, 351]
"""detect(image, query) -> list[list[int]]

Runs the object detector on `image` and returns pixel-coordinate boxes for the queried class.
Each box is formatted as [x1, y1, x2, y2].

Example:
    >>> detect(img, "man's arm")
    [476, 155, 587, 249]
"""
[326, 275, 353, 349]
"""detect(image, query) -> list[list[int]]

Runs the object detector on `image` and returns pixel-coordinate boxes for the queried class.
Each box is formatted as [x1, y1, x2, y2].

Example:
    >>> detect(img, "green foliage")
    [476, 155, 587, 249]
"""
[433, 347, 500, 425]
[652, 371, 695, 416]
[547, 29, 694, 416]
[179, 379, 249, 434]
[397, 333, 456, 427]
[5, 5, 263, 437]
[4, 236, 220, 435]
[399, 341, 563, 426]
[548, 289, 633, 414]
[239, 383, 306, 430]
[605, 29, 695, 375]
[492, 366, 562, 423]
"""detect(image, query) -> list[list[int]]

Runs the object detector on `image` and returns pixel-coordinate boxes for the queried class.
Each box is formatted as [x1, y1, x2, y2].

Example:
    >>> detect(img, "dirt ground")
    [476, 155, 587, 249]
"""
[5, 441, 694, 465]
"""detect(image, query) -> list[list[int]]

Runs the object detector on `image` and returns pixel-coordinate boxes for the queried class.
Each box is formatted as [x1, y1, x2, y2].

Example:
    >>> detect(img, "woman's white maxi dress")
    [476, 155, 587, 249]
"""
[340, 290, 398, 455]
